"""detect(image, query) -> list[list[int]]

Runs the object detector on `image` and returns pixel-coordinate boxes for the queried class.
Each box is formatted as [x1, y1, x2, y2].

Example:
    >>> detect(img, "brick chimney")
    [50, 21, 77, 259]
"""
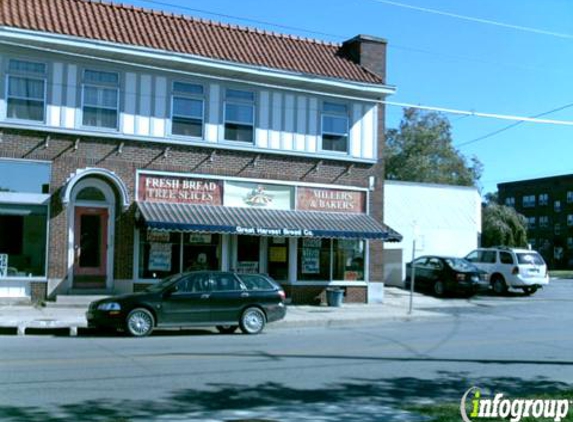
[341, 34, 388, 84]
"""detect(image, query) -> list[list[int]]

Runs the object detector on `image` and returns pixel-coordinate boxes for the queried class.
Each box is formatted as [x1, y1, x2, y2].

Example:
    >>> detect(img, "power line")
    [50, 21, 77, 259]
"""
[383, 101, 573, 126]
[365, 0, 573, 39]
[456, 103, 573, 147]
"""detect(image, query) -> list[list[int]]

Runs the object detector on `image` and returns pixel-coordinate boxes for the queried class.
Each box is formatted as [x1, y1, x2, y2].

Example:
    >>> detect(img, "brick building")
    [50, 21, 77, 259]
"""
[498, 175, 573, 270]
[0, 0, 401, 303]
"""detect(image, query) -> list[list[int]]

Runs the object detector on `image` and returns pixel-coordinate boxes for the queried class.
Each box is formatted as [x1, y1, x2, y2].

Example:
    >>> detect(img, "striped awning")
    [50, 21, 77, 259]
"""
[136, 201, 402, 241]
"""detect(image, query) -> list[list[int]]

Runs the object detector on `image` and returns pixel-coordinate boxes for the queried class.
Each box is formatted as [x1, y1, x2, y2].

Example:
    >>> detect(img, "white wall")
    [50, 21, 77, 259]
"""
[384, 181, 482, 286]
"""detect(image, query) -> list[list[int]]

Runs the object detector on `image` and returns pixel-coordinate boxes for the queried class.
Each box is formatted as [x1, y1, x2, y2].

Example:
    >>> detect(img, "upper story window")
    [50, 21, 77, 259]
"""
[6, 59, 46, 122]
[568, 214, 573, 226]
[555, 200, 562, 212]
[321, 102, 349, 153]
[224, 89, 254, 143]
[568, 192, 573, 203]
[82, 69, 119, 129]
[527, 216, 536, 229]
[538, 193, 549, 206]
[171, 82, 204, 138]
[505, 197, 515, 207]
[539, 216, 549, 228]
[523, 195, 536, 208]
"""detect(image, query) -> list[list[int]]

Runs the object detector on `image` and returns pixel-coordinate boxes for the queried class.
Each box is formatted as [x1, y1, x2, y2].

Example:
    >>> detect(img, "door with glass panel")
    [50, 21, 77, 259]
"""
[73, 207, 108, 288]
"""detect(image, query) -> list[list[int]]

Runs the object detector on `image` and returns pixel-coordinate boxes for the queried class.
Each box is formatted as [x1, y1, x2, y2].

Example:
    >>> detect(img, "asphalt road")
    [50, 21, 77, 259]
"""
[1, 280, 572, 422]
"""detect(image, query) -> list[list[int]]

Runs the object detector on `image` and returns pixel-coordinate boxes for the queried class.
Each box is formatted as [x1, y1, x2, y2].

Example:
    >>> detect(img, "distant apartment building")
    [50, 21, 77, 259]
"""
[498, 175, 573, 269]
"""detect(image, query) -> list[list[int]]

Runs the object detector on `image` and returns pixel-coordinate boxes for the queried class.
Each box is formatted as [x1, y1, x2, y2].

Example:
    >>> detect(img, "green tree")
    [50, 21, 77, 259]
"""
[385, 107, 482, 187]
[481, 202, 528, 247]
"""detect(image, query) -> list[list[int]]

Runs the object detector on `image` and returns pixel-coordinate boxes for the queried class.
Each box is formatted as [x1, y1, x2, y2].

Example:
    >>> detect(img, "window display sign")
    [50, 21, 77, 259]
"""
[189, 234, 212, 244]
[148, 243, 172, 271]
[301, 247, 320, 274]
[269, 246, 287, 263]
[138, 174, 222, 205]
[225, 181, 293, 210]
[0, 254, 7, 277]
[237, 261, 259, 273]
[297, 187, 365, 213]
[147, 230, 170, 242]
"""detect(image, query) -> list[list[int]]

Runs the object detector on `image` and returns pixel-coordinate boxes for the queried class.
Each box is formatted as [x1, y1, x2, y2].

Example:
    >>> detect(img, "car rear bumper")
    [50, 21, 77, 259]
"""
[509, 276, 550, 287]
[265, 302, 287, 323]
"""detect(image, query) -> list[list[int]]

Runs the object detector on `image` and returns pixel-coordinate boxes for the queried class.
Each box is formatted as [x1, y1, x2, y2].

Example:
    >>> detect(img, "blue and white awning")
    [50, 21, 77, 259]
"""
[136, 201, 402, 241]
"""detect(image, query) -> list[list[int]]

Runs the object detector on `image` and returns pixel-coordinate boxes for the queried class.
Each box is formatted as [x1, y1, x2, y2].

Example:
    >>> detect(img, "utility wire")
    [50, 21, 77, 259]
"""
[456, 103, 573, 147]
[365, 0, 573, 39]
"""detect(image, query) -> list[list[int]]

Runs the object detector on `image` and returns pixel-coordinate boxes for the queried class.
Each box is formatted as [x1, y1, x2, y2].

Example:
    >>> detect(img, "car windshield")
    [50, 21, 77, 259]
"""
[144, 273, 187, 292]
[517, 252, 545, 266]
[445, 258, 478, 272]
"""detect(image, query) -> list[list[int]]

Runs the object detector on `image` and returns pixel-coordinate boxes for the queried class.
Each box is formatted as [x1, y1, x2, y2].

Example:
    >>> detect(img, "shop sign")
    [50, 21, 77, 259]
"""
[148, 243, 172, 271]
[138, 174, 222, 205]
[147, 230, 170, 243]
[236, 226, 314, 237]
[301, 248, 320, 274]
[224, 181, 293, 210]
[297, 187, 365, 213]
[237, 261, 259, 273]
[189, 234, 212, 244]
[0, 254, 7, 277]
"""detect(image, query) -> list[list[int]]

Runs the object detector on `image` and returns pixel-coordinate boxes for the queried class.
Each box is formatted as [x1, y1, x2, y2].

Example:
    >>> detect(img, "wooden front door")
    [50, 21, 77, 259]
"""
[73, 207, 108, 288]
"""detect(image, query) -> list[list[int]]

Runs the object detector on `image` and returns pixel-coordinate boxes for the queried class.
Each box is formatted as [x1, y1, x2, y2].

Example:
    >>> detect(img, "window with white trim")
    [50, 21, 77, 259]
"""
[224, 89, 254, 143]
[527, 216, 536, 229]
[567, 214, 573, 226]
[555, 200, 562, 212]
[82, 69, 119, 129]
[568, 191, 573, 203]
[539, 216, 549, 228]
[539, 193, 549, 206]
[321, 102, 349, 153]
[171, 82, 204, 138]
[6, 59, 46, 122]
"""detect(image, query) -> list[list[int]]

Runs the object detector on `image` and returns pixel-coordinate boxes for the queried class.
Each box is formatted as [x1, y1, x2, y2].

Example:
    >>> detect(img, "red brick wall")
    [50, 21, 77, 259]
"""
[0, 129, 381, 300]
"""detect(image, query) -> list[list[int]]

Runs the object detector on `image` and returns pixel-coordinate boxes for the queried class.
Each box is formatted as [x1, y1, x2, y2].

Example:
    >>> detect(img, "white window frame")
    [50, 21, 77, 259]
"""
[223, 88, 255, 144]
[5, 59, 47, 123]
[170, 81, 205, 139]
[539, 216, 549, 228]
[568, 192, 573, 203]
[320, 101, 349, 154]
[81, 69, 120, 131]
[538, 193, 548, 206]
[505, 197, 515, 207]
[523, 195, 536, 208]
[555, 200, 562, 212]
[527, 216, 536, 229]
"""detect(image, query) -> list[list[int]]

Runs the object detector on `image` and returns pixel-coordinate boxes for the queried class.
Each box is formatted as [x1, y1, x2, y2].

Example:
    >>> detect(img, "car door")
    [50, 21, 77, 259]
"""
[209, 272, 247, 323]
[425, 257, 444, 286]
[409, 257, 429, 289]
[159, 272, 212, 325]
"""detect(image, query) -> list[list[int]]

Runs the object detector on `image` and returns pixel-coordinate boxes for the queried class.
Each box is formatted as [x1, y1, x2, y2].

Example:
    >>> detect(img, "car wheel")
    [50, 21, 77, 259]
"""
[523, 286, 538, 296]
[240, 307, 266, 335]
[433, 280, 445, 297]
[491, 276, 507, 295]
[126, 308, 154, 337]
[216, 325, 238, 334]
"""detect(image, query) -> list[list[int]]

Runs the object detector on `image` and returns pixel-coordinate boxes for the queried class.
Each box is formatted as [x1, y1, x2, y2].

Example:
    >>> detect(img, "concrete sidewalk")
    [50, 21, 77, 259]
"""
[0, 287, 459, 336]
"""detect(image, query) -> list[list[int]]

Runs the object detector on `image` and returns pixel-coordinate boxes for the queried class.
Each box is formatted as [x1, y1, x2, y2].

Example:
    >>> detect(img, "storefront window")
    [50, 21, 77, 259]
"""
[297, 238, 365, 281]
[333, 239, 365, 281]
[183, 233, 220, 271]
[236, 236, 259, 273]
[138, 229, 181, 279]
[138, 229, 221, 279]
[0, 204, 47, 278]
[297, 238, 331, 281]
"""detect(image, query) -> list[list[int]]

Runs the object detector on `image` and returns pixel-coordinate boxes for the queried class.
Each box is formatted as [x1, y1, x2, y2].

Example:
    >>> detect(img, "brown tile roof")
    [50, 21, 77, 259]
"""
[0, 0, 385, 84]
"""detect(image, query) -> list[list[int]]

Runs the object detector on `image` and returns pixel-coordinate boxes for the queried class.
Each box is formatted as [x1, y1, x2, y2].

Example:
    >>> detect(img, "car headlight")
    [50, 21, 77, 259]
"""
[97, 302, 121, 311]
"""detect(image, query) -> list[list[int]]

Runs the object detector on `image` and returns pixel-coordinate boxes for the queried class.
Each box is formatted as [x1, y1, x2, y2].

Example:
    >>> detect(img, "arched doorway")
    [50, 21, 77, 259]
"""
[69, 179, 115, 290]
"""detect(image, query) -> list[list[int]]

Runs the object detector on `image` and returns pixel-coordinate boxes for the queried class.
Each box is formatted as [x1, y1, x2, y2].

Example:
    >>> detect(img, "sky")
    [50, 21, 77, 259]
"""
[116, 0, 571, 195]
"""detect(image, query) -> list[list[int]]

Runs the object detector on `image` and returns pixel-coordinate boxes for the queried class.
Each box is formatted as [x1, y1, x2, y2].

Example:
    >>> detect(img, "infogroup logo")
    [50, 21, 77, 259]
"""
[460, 387, 570, 422]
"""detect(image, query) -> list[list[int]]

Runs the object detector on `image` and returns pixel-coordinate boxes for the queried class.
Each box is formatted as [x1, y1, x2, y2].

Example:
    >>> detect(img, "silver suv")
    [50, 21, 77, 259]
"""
[465, 247, 549, 295]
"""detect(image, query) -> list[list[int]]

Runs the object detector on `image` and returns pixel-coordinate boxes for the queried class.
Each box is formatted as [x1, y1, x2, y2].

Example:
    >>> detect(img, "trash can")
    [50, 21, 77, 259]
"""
[326, 287, 344, 307]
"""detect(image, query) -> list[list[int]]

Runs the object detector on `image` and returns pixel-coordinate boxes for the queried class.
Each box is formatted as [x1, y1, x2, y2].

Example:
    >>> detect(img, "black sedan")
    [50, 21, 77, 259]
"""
[404, 256, 489, 297]
[87, 271, 287, 336]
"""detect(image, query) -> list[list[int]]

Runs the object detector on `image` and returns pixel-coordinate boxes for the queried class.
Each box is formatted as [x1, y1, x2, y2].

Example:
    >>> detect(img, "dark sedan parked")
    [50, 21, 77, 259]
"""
[405, 256, 489, 297]
[87, 271, 287, 337]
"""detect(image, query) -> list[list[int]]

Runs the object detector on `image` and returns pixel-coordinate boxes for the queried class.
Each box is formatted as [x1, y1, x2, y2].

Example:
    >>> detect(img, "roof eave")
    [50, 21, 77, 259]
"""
[0, 27, 396, 98]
